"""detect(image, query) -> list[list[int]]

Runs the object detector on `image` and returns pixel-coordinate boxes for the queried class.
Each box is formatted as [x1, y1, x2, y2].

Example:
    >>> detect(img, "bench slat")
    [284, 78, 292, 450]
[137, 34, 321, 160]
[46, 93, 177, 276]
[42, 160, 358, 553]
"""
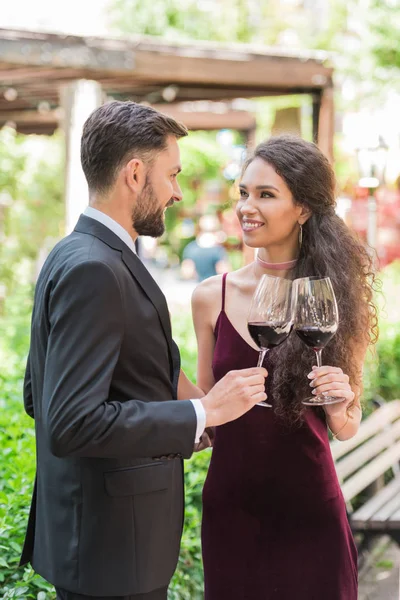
[387, 507, 400, 528]
[350, 477, 400, 525]
[341, 440, 400, 503]
[370, 493, 400, 527]
[331, 400, 400, 461]
[336, 420, 400, 481]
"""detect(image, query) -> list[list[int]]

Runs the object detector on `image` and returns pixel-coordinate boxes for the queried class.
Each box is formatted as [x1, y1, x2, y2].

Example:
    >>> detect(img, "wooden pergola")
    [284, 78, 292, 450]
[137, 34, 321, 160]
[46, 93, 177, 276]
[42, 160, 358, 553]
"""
[0, 28, 334, 230]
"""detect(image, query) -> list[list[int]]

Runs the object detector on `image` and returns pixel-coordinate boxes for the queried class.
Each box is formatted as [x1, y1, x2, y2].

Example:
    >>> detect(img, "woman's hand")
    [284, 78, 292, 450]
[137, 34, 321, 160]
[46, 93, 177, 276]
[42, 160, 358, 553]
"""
[308, 365, 355, 417]
[194, 427, 216, 452]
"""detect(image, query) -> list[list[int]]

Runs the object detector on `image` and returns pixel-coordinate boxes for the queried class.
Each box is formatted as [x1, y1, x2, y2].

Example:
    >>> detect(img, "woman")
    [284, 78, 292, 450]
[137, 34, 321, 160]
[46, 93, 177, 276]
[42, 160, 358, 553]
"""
[191, 135, 378, 600]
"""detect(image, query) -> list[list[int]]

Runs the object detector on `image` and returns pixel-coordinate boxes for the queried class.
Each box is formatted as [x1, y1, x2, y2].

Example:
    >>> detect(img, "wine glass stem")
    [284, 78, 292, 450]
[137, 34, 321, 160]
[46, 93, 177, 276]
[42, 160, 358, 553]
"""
[257, 349, 268, 367]
[315, 348, 323, 368]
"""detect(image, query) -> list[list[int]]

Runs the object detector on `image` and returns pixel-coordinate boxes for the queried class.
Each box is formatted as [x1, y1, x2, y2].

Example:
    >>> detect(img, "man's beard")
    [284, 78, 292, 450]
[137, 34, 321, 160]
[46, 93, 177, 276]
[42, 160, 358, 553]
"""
[132, 178, 172, 238]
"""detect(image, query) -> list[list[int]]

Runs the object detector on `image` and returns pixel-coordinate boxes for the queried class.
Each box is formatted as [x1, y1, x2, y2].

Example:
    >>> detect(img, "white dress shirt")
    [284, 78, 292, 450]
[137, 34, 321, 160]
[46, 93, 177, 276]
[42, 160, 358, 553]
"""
[83, 206, 206, 444]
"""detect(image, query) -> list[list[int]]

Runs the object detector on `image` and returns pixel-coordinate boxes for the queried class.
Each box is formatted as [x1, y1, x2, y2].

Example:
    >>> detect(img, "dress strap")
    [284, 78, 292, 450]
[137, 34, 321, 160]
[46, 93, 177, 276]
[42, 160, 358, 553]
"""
[221, 273, 228, 312]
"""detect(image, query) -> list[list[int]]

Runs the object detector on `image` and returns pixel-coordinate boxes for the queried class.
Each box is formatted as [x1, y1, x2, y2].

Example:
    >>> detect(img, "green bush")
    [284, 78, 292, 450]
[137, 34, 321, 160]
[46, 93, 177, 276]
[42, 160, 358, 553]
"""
[363, 260, 400, 409]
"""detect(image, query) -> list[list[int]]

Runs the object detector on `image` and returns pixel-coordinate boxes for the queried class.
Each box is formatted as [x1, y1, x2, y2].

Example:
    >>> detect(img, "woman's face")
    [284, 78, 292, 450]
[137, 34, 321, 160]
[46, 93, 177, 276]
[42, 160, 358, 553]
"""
[236, 157, 304, 251]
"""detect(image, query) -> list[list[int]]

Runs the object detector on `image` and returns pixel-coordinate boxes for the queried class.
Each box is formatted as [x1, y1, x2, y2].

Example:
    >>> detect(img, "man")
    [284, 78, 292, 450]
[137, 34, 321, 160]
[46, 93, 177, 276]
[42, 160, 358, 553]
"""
[20, 101, 267, 600]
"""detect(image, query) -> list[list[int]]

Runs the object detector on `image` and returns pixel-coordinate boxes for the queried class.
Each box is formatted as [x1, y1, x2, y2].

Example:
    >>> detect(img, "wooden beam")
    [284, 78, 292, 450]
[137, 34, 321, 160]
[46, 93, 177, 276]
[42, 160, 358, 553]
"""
[0, 28, 332, 91]
[0, 66, 90, 83]
[0, 32, 135, 72]
[134, 51, 332, 90]
[0, 110, 58, 124]
[151, 104, 256, 131]
[0, 106, 257, 133]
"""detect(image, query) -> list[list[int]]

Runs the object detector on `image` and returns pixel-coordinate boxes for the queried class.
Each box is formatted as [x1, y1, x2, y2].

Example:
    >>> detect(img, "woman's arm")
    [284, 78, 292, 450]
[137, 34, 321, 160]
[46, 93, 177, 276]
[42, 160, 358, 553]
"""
[176, 277, 219, 399]
[178, 278, 221, 450]
[310, 344, 367, 441]
[191, 278, 219, 394]
[177, 369, 205, 400]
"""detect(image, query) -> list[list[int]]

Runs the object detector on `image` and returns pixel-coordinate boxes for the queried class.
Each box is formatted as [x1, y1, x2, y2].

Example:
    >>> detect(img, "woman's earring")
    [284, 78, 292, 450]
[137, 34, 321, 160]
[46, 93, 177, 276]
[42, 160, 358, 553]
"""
[299, 223, 303, 248]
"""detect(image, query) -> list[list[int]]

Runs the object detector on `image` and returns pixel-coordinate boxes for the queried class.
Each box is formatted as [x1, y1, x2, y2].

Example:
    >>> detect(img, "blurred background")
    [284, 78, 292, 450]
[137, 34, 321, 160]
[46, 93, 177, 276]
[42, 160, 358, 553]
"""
[0, 1, 400, 598]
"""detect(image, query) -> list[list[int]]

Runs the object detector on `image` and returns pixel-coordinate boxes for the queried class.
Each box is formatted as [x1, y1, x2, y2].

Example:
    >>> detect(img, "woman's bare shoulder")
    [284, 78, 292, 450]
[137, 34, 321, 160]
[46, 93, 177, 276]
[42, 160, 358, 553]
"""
[192, 264, 253, 310]
[191, 274, 224, 309]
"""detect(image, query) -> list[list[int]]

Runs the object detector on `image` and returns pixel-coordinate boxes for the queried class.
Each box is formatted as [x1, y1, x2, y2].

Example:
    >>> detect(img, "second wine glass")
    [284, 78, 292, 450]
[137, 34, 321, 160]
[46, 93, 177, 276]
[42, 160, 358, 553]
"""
[247, 274, 294, 408]
[292, 276, 345, 406]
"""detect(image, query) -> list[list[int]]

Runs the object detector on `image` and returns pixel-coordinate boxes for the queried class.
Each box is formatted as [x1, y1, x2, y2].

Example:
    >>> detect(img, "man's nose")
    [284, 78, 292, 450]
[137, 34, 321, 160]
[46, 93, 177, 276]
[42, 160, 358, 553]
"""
[173, 181, 183, 203]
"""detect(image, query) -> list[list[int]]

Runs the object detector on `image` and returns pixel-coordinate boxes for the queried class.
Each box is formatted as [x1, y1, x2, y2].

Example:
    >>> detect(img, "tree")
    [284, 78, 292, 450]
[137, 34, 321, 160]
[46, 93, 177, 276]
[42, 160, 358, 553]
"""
[110, 0, 310, 46]
[0, 129, 64, 297]
[370, 0, 400, 72]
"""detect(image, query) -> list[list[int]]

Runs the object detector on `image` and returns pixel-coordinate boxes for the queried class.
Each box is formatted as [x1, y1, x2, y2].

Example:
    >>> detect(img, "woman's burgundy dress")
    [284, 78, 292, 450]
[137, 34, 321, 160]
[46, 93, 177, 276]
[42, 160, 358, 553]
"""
[201, 274, 357, 600]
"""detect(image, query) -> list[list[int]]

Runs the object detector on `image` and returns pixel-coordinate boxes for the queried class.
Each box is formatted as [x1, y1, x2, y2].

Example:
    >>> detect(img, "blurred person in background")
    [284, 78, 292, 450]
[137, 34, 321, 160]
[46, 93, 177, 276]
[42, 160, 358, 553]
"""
[181, 214, 229, 281]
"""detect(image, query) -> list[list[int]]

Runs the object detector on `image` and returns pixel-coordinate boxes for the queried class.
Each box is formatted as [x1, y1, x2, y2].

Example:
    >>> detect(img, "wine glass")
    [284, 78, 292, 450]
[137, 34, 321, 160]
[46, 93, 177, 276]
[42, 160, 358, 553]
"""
[292, 276, 345, 406]
[247, 274, 294, 408]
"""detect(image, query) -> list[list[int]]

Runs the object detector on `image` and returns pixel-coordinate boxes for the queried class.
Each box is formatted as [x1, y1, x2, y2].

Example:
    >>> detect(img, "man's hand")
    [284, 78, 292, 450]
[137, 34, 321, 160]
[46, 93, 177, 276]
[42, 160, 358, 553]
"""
[201, 367, 268, 428]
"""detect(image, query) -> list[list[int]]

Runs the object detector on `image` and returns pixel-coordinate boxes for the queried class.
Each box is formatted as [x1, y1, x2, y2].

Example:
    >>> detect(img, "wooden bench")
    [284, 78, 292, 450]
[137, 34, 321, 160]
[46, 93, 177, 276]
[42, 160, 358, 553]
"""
[330, 400, 400, 548]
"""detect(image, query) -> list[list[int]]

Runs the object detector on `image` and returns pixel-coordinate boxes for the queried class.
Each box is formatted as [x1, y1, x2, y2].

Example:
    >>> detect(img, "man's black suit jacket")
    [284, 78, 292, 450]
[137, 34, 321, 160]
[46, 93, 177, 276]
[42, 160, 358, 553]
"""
[20, 215, 197, 596]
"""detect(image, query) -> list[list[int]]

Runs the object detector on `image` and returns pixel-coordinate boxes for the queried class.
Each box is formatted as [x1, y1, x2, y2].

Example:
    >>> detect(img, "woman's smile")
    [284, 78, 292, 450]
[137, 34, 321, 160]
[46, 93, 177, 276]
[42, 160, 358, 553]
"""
[242, 218, 265, 232]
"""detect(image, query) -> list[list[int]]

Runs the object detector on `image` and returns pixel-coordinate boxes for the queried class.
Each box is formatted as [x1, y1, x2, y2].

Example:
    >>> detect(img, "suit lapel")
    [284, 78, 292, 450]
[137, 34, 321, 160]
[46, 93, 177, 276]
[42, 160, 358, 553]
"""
[74, 215, 175, 378]
[121, 248, 174, 374]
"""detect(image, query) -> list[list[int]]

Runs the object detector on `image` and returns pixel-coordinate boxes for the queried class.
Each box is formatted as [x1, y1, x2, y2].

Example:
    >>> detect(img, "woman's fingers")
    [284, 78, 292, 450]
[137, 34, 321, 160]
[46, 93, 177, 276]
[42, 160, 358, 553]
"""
[308, 366, 354, 400]
[247, 384, 267, 397]
[313, 383, 355, 400]
[311, 379, 350, 392]
[252, 391, 268, 403]
[309, 365, 343, 378]
[321, 389, 355, 399]
[242, 372, 269, 387]
[309, 368, 349, 388]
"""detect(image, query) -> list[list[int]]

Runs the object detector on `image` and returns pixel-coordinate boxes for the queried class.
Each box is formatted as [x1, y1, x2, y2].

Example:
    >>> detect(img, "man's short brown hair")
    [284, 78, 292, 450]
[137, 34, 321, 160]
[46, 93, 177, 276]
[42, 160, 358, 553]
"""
[81, 101, 188, 194]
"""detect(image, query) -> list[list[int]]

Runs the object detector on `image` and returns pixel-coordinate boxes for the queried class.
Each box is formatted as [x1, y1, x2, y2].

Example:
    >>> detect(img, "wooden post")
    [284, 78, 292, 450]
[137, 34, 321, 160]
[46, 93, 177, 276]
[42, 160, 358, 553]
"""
[60, 80, 103, 234]
[243, 126, 257, 266]
[317, 86, 334, 164]
[312, 92, 321, 144]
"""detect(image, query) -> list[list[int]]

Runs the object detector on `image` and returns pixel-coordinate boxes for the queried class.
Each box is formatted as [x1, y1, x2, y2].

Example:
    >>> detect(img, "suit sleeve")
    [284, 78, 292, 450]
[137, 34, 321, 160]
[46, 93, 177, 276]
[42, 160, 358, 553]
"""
[43, 260, 197, 459]
[23, 353, 34, 419]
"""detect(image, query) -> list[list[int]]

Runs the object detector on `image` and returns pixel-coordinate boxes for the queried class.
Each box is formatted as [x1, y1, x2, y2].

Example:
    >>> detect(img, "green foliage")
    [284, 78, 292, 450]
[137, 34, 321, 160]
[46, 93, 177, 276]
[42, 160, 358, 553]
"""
[169, 451, 209, 599]
[163, 131, 231, 260]
[363, 261, 400, 408]
[0, 321, 55, 598]
[0, 130, 64, 300]
[178, 134, 230, 207]
[111, 0, 271, 44]
[110, 0, 370, 51]
[370, 0, 400, 72]
[374, 261, 400, 401]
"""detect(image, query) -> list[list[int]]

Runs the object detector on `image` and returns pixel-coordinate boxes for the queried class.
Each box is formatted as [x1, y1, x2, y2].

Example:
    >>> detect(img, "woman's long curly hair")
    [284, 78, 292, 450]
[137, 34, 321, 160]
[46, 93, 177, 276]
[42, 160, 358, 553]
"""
[242, 135, 379, 424]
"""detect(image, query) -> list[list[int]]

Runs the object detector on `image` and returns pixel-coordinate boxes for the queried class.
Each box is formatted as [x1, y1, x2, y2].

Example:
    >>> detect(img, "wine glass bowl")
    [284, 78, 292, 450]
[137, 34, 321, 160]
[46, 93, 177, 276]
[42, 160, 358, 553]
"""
[247, 274, 294, 408]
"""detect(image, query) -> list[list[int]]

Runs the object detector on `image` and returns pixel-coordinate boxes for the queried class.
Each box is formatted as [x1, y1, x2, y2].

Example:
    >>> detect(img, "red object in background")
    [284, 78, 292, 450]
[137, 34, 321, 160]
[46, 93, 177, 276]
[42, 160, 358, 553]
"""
[376, 187, 400, 267]
[348, 186, 400, 268]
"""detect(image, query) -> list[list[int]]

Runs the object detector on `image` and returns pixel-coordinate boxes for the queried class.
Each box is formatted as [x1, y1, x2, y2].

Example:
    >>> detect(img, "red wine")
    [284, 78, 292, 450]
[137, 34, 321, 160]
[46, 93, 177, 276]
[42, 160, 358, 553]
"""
[248, 321, 292, 350]
[295, 326, 336, 350]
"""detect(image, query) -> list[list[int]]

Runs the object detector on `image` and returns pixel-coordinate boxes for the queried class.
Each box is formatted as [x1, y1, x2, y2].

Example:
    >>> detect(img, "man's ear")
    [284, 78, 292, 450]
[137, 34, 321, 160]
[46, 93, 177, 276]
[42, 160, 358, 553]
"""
[124, 158, 146, 193]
